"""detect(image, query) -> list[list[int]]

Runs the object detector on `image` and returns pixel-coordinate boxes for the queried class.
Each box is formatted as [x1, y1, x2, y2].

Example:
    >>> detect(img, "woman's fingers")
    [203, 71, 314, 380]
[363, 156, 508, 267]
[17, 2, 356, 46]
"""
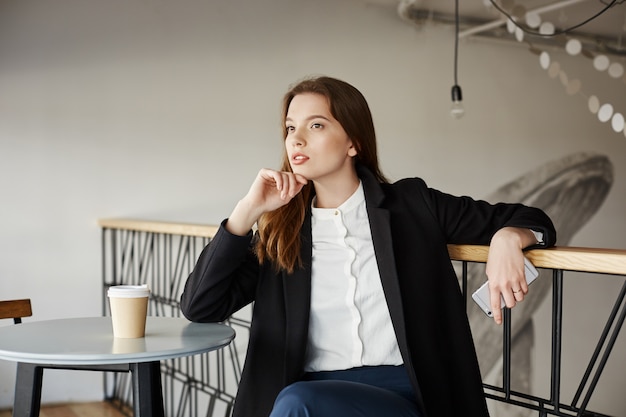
[255, 169, 307, 204]
[228, 170, 308, 235]
[486, 253, 527, 325]
[283, 173, 308, 199]
[491, 283, 527, 325]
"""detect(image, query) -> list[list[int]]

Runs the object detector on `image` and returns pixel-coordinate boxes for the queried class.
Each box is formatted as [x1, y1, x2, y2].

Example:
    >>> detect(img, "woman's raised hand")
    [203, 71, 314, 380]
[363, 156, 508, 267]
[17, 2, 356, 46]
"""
[247, 169, 308, 211]
[225, 169, 308, 236]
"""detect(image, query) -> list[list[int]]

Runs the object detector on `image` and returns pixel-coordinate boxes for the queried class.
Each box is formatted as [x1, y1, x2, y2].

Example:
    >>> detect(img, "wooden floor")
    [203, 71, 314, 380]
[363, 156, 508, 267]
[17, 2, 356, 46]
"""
[0, 401, 127, 417]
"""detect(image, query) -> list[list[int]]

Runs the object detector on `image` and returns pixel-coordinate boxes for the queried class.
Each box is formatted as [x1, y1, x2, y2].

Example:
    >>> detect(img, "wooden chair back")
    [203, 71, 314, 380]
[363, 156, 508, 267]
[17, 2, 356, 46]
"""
[0, 299, 33, 324]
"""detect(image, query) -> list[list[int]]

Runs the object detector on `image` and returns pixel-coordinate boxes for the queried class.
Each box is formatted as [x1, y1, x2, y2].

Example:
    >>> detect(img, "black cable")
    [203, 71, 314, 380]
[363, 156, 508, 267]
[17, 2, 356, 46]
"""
[488, 0, 619, 37]
[454, 0, 459, 86]
[451, 0, 463, 109]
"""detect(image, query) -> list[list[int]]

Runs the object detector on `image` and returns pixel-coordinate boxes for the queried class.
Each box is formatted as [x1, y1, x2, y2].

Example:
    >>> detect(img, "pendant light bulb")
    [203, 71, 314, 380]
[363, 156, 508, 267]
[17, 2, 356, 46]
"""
[450, 84, 465, 119]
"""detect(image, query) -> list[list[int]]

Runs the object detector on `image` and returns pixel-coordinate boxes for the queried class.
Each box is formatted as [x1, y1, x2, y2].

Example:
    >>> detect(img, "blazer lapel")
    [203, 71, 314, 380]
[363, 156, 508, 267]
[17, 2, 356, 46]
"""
[366, 206, 410, 351]
[359, 168, 411, 360]
[361, 167, 426, 412]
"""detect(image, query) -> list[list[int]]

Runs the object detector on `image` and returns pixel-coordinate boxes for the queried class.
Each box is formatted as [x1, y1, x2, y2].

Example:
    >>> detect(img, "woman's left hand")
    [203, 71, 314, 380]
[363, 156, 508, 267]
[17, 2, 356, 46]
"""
[485, 227, 538, 325]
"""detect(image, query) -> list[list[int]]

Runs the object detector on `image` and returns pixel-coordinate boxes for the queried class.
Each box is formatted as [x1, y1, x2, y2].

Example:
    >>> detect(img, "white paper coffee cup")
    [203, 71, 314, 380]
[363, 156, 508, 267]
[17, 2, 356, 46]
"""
[107, 285, 150, 338]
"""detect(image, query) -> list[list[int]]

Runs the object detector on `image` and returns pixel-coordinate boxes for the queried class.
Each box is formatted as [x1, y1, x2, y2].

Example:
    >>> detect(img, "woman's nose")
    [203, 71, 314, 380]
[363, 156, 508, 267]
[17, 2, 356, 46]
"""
[288, 131, 305, 147]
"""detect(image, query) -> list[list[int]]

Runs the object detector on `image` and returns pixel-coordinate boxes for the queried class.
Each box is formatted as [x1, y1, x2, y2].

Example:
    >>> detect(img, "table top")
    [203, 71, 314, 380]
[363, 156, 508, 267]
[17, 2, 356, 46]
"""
[0, 316, 235, 365]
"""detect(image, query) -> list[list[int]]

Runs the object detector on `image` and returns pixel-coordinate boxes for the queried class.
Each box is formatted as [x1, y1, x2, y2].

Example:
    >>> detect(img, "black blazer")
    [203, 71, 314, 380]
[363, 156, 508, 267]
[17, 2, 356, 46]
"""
[181, 166, 556, 417]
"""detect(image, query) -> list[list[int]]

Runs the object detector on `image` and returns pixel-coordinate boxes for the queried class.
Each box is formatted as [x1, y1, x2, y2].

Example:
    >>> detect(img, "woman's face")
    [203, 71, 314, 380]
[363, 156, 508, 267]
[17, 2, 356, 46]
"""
[284, 93, 357, 185]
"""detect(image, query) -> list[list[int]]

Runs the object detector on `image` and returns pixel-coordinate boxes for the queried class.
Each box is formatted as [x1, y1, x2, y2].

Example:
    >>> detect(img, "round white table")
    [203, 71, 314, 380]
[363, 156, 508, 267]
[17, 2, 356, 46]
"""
[0, 316, 235, 417]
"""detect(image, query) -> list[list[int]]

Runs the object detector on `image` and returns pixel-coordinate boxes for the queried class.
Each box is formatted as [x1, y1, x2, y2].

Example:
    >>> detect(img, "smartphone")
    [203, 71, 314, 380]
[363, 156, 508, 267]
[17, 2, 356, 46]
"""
[471, 257, 539, 318]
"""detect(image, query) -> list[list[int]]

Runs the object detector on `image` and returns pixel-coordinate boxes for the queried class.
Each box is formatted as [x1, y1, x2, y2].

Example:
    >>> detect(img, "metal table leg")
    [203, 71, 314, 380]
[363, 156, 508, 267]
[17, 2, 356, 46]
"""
[131, 361, 164, 417]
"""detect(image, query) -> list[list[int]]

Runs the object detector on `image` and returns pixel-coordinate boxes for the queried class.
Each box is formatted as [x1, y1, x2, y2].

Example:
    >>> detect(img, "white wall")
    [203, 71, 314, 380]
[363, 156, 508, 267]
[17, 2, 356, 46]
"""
[0, 0, 624, 414]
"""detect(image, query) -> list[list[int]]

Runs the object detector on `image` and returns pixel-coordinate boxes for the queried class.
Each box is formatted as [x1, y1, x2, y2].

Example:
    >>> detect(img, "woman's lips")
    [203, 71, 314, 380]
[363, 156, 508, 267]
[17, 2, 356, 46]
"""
[291, 153, 309, 165]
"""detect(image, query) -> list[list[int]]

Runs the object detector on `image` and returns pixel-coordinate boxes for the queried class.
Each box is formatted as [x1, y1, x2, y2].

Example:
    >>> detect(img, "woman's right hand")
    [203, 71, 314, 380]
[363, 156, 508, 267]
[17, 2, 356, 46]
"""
[225, 169, 308, 236]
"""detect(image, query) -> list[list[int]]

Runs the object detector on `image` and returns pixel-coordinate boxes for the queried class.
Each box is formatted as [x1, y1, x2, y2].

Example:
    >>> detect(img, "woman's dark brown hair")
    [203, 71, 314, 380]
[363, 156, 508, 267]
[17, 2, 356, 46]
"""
[256, 76, 387, 273]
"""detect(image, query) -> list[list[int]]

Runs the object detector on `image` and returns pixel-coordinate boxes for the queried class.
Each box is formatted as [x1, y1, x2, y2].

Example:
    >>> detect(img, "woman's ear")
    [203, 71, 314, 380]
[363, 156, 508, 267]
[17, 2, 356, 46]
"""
[348, 142, 358, 157]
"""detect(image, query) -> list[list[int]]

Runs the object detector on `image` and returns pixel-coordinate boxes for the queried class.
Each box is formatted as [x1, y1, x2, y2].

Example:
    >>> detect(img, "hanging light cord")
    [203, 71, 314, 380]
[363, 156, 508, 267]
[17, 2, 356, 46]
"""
[450, 0, 464, 118]
[453, 0, 460, 87]
[488, 0, 619, 37]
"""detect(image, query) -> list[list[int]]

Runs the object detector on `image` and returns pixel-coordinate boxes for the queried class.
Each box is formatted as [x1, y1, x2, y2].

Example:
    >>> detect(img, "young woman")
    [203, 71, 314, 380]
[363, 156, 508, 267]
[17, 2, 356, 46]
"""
[181, 76, 556, 417]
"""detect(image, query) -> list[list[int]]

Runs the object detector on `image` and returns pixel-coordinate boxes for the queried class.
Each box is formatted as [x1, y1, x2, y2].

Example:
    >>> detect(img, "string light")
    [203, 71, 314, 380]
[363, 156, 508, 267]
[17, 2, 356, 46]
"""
[491, 0, 626, 136]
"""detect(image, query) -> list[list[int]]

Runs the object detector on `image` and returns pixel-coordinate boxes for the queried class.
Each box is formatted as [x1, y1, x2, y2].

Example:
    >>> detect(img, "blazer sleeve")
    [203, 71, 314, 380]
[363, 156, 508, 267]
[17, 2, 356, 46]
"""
[402, 178, 557, 248]
[180, 219, 260, 323]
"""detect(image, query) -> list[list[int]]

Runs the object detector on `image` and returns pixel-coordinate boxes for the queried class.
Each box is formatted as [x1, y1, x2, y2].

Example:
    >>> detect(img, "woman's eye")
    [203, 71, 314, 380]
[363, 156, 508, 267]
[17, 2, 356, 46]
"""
[285, 126, 295, 133]
[311, 123, 322, 129]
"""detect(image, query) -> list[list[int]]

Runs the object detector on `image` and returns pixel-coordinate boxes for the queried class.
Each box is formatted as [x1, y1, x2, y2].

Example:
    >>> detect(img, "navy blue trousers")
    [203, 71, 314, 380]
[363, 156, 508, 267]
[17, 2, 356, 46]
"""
[269, 366, 422, 417]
